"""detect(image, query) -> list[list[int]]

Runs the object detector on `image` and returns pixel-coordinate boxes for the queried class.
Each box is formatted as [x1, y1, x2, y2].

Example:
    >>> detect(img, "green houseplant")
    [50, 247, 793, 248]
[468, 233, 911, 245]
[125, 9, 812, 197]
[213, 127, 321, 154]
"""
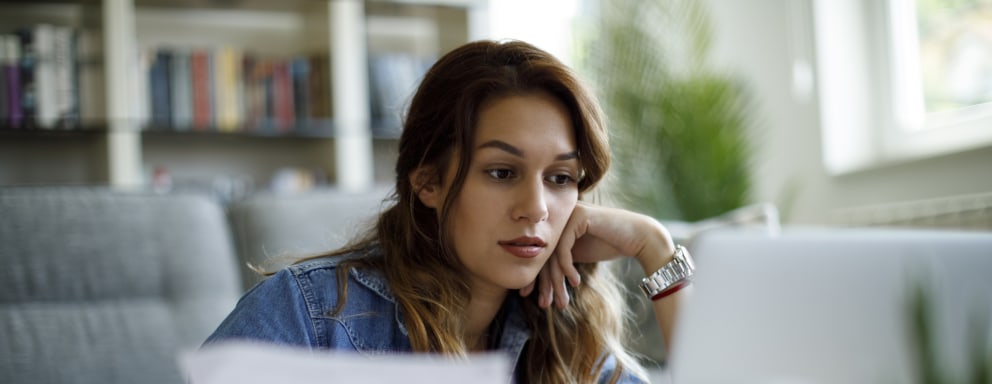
[577, 0, 755, 222]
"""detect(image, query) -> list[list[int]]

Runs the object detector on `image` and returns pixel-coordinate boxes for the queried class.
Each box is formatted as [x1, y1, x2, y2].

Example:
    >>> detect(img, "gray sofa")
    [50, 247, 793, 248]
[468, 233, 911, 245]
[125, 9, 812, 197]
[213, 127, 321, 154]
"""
[0, 188, 242, 384]
[0, 186, 390, 384]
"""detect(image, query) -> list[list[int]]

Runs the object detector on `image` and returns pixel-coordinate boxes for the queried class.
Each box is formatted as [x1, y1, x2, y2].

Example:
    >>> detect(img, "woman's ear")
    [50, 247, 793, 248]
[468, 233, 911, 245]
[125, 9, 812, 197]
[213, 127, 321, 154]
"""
[409, 166, 441, 209]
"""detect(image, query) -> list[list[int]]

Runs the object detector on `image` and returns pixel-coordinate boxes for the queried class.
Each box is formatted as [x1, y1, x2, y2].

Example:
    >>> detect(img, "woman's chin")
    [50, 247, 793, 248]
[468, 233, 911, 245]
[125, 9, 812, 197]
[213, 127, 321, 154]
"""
[505, 272, 542, 291]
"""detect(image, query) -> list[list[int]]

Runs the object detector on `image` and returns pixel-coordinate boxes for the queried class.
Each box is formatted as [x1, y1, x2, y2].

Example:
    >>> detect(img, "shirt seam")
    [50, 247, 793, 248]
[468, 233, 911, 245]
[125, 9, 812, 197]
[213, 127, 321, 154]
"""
[291, 266, 326, 348]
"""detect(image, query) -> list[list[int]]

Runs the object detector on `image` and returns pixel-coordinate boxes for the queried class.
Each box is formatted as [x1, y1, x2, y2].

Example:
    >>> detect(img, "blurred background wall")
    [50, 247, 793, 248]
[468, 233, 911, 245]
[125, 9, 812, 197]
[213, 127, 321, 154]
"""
[701, 0, 992, 227]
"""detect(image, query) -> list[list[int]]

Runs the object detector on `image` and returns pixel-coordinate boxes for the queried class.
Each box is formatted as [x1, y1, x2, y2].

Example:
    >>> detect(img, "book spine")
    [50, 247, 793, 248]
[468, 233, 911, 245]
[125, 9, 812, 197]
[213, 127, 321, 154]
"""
[243, 54, 265, 131]
[68, 28, 80, 127]
[52, 26, 75, 128]
[132, 49, 149, 128]
[272, 61, 294, 132]
[214, 47, 241, 131]
[290, 56, 310, 128]
[170, 49, 192, 130]
[212, 47, 227, 131]
[308, 54, 330, 120]
[9, 56, 21, 125]
[149, 49, 172, 127]
[368, 54, 386, 126]
[3, 35, 24, 128]
[16, 27, 36, 129]
[234, 51, 244, 130]
[75, 29, 104, 126]
[33, 24, 57, 129]
[206, 49, 216, 129]
[190, 49, 210, 130]
[262, 60, 274, 131]
[0, 35, 9, 125]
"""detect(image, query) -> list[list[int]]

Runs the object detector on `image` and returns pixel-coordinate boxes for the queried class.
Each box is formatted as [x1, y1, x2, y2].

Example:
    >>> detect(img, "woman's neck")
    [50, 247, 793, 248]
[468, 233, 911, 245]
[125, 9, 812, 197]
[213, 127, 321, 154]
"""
[465, 284, 508, 351]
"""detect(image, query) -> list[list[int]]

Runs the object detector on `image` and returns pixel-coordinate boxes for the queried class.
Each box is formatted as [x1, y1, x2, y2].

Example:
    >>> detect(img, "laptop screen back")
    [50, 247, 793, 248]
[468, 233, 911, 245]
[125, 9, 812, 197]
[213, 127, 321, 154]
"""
[668, 228, 992, 383]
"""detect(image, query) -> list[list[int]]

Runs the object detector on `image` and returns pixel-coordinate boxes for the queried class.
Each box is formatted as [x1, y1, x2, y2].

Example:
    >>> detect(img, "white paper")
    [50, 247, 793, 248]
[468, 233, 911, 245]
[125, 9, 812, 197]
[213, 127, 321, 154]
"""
[179, 341, 511, 384]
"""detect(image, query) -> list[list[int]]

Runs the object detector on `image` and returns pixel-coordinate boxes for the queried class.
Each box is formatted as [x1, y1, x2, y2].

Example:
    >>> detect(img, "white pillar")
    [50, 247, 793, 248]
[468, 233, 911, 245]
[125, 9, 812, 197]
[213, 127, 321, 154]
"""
[103, 0, 142, 188]
[330, 0, 374, 192]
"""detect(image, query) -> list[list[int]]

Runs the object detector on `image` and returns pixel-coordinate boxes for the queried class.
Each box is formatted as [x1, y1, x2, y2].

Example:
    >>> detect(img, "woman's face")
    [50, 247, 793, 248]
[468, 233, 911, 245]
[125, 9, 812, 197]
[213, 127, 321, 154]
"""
[426, 91, 581, 295]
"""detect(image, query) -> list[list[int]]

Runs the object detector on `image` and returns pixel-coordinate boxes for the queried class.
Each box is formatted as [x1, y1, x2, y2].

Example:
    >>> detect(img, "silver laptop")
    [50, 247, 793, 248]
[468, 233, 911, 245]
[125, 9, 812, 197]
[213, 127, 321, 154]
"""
[667, 228, 992, 383]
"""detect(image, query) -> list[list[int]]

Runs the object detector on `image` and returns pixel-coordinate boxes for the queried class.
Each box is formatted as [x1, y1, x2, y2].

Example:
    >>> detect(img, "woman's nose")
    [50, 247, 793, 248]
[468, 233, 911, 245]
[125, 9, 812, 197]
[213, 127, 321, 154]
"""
[511, 177, 549, 223]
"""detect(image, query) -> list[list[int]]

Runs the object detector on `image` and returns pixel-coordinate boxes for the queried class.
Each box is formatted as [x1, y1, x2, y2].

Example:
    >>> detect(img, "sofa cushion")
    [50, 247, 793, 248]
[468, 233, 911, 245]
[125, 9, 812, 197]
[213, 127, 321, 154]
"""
[0, 187, 241, 384]
[227, 186, 392, 290]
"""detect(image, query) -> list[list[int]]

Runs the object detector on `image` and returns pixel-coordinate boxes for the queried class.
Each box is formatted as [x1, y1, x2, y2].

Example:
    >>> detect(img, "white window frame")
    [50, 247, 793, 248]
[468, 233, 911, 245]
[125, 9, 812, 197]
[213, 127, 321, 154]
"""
[813, 0, 992, 175]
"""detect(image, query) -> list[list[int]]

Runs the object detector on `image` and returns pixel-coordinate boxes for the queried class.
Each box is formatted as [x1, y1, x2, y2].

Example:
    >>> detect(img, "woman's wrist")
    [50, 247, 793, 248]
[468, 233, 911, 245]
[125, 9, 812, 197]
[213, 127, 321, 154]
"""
[640, 244, 695, 301]
[634, 217, 676, 274]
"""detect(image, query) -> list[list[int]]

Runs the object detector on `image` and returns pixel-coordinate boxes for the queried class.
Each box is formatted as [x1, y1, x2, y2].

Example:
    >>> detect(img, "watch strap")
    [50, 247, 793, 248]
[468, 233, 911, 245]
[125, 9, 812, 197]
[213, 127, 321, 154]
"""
[639, 245, 695, 299]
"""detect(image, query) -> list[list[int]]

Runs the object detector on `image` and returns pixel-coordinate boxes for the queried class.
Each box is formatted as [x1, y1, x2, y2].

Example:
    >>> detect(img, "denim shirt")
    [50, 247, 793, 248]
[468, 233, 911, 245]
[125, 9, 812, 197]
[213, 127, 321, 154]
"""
[204, 247, 640, 383]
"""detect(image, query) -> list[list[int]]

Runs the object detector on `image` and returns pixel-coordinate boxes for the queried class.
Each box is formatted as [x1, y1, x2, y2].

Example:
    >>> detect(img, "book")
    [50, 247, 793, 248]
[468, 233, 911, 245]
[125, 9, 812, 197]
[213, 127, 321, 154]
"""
[271, 60, 294, 132]
[0, 35, 10, 125]
[206, 48, 216, 129]
[190, 49, 212, 130]
[32, 24, 57, 129]
[242, 54, 268, 131]
[68, 27, 81, 127]
[170, 49, 192, 130]
[132, 48, 150, 128]
[290, 56, 310, 128]
[76, 28, 105, 127]
[148, 49, 172, 127]
[15, 26, 37, 129]
[214, 47, 242, 131]
[52, 25, 77, 128]
[307, 54, 330, 120]
[261, 58, 274, 131]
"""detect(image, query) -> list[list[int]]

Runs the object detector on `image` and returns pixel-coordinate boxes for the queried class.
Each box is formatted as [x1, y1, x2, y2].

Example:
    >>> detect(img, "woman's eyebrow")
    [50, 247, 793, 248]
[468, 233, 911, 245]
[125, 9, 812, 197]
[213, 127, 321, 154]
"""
[477, 139, 578, 161]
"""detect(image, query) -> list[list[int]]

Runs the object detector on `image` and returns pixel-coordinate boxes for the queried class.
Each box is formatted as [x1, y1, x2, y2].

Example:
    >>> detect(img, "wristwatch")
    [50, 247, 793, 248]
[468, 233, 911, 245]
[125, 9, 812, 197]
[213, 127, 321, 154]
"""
[639, 245, 695, 299]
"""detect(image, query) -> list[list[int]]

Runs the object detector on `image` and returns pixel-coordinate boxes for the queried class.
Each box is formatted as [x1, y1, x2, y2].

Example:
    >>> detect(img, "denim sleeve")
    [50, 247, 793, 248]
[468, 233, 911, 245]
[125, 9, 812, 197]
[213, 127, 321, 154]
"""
[203, 268, 317, 348]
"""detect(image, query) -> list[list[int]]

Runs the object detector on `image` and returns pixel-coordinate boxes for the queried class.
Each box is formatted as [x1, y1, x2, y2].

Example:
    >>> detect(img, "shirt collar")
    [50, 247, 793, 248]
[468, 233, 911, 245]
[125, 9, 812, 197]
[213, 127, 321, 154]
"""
[347, 260, 532, 358]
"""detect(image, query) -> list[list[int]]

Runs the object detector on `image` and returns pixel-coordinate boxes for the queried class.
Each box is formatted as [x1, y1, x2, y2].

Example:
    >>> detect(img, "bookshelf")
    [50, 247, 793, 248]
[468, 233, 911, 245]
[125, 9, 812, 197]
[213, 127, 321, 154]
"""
[0, 0, 486, 197]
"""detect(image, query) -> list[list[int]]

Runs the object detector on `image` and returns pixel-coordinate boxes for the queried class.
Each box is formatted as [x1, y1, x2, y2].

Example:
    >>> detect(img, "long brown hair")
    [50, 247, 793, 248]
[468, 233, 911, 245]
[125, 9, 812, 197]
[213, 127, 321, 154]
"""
[333, 40, 645, 383]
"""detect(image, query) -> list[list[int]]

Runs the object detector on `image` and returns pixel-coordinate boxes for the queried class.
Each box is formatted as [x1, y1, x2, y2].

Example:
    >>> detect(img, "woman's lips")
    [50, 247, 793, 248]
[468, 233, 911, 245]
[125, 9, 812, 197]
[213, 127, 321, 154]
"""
[498, 236, 546, 258]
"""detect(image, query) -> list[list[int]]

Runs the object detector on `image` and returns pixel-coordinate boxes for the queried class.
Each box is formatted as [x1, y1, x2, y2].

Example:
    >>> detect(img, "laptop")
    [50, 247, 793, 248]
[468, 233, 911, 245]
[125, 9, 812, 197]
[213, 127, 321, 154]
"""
[666, 228, 992, 383]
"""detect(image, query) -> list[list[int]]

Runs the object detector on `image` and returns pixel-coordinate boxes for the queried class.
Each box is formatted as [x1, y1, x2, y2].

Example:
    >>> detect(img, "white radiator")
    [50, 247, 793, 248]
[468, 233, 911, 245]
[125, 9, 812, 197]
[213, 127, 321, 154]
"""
[832, 192, 992, 230]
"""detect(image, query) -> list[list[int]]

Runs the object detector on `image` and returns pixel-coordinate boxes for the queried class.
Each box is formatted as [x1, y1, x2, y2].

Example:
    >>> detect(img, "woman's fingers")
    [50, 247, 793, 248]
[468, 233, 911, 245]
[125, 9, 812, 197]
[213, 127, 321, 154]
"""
[538, 260, 554, 308]
[549, 256, 569, 308]
[557, 208, 584, 287]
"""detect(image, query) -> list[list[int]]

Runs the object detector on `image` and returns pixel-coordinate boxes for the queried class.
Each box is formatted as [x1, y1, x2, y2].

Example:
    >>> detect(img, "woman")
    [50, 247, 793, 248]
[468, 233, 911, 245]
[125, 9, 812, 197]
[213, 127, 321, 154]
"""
[205, 40, 691, 383]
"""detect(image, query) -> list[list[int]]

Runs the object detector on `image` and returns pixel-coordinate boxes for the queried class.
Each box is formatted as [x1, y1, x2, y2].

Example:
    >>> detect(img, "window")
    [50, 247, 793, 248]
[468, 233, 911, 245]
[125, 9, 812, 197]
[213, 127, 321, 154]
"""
[910, 0, 992, 116]
[814, 0, 992, 174]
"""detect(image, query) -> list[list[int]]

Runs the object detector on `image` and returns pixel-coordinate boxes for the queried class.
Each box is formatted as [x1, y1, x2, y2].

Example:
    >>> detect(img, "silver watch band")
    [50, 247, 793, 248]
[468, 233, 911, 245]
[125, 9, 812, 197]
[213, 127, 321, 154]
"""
[639, 245, 695, 298]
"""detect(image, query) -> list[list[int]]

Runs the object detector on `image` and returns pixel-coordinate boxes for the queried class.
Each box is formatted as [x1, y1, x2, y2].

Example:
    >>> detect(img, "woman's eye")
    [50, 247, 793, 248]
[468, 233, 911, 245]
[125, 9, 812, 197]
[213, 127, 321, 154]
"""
[486, 168, 514, 180]
[547, 174, 576, 186]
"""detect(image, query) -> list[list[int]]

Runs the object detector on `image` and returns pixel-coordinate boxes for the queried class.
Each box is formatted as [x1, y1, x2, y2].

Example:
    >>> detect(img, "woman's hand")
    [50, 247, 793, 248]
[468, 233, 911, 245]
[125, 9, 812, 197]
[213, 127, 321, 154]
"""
[521, 202, 677, 308]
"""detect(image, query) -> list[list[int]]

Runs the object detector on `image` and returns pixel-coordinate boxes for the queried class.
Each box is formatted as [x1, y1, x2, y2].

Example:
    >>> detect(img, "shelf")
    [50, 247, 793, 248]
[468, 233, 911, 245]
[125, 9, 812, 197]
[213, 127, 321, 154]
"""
[0, 126, 108, 138]
[0, 0, 479, 189]
[142, 120, 339, 139]
[0, 122, 404, 140]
